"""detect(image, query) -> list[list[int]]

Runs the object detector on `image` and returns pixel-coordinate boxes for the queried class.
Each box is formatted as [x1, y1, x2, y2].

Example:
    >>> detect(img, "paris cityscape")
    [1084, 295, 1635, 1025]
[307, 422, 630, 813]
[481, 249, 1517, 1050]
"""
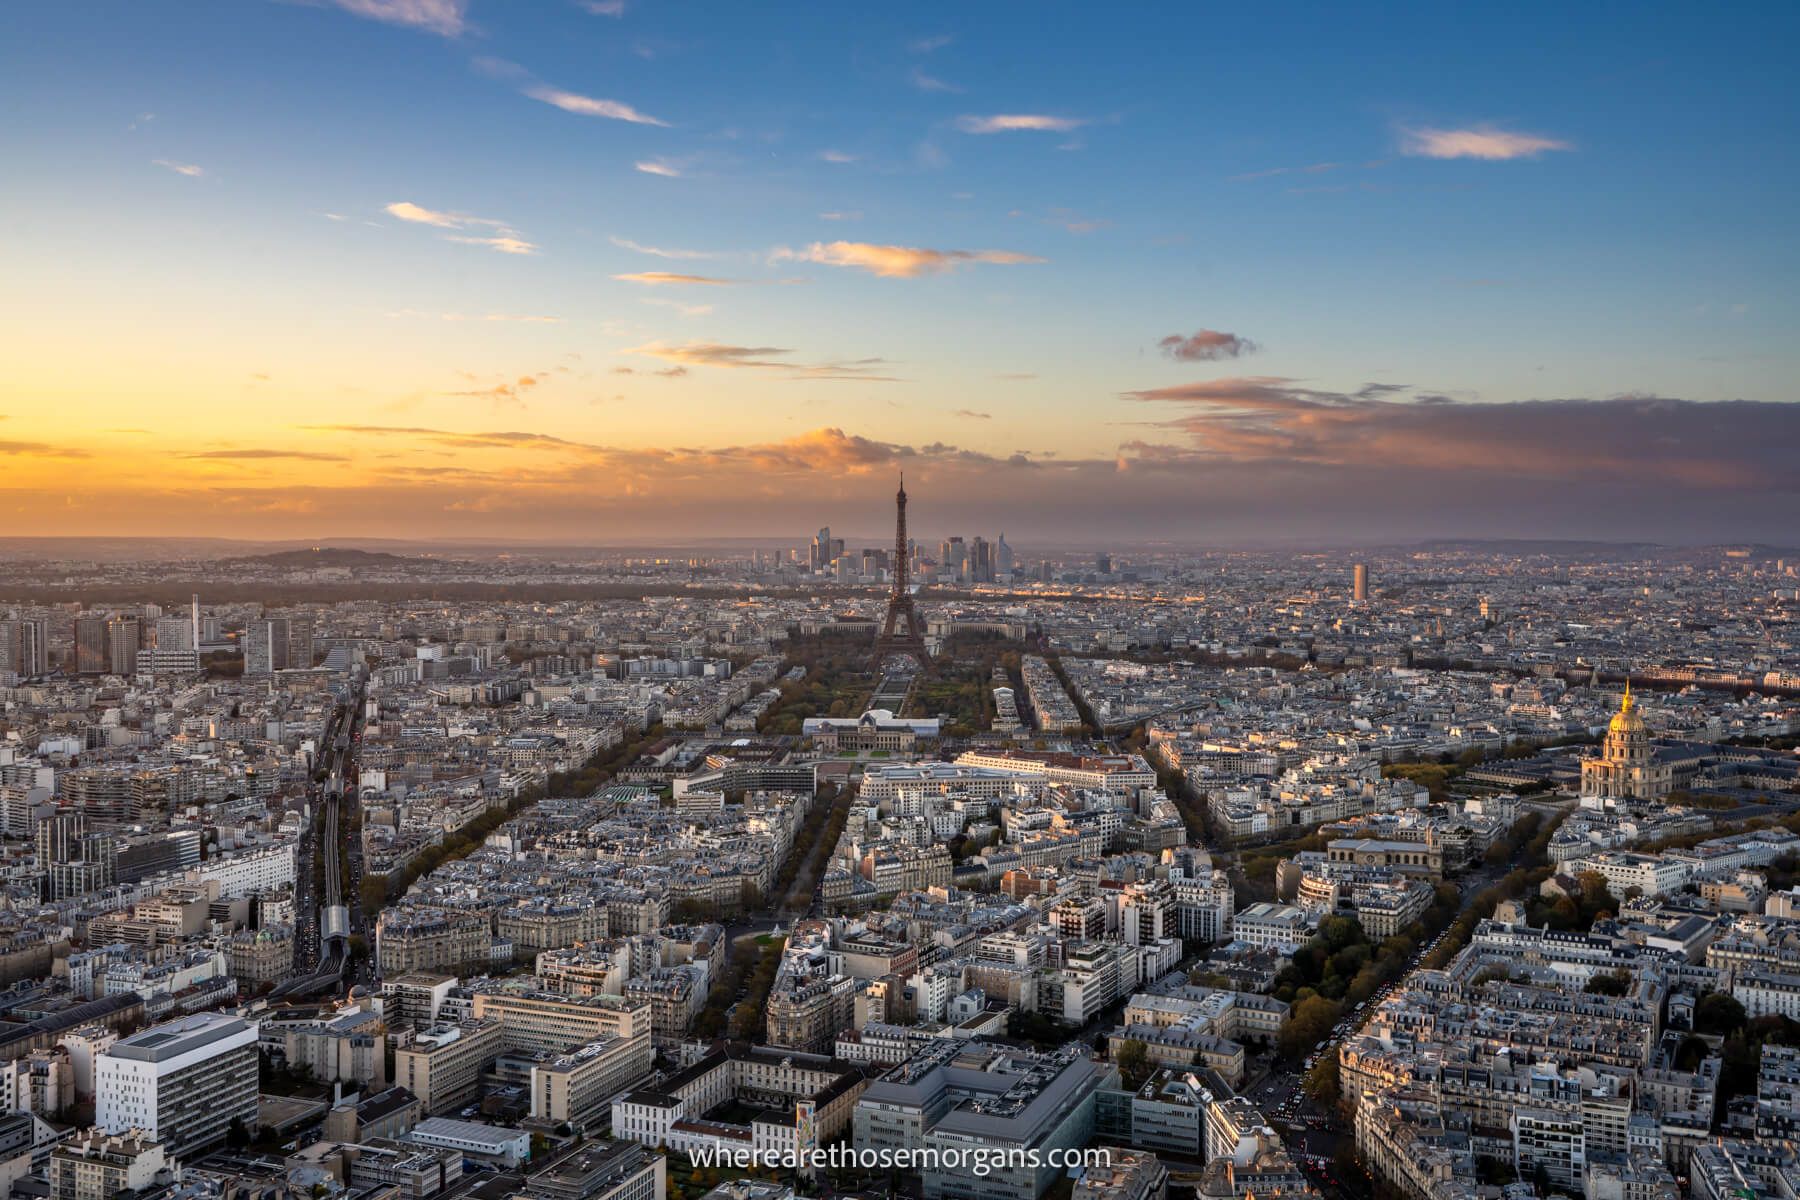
[3, 3, 1799, 1200]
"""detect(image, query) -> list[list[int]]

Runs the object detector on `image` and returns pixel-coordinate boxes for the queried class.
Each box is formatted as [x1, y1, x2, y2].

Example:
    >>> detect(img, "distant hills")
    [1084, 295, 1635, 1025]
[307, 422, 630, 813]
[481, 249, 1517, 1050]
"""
[223, 547, 417, 568]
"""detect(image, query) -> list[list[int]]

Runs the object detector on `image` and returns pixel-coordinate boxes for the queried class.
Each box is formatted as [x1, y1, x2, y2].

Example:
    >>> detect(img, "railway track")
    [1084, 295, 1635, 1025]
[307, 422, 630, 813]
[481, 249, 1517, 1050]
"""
[270, 678, 364, 999]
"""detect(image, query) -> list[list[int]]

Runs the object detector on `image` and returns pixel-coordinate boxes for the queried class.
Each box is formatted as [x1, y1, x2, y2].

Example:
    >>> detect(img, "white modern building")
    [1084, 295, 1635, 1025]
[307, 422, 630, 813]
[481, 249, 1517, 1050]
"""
[1567, 850, 1690, 900]
[1230, 903, 1316, 953]
[95, 1013, 259, 1157]
[191, 841, 297, 898]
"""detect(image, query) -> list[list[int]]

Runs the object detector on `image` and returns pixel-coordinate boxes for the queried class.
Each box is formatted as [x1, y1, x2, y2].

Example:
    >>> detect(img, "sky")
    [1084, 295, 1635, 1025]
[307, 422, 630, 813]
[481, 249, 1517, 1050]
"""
[1, 0, 1797, 546]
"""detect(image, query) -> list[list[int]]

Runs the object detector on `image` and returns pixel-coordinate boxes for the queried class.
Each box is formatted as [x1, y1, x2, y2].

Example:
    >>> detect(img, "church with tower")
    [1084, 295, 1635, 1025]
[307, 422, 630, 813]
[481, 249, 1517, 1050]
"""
[1580, 681, 1674, 801]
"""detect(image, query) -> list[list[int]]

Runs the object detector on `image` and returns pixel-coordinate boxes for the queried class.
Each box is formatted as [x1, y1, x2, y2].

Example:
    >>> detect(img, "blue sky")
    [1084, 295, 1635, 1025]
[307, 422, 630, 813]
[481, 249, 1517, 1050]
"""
[0, 0, 1795, 542]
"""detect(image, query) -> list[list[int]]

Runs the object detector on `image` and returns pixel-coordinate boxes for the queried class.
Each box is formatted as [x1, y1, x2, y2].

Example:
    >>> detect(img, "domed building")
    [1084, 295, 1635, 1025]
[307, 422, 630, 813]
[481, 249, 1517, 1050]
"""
[1580, 682, 1673, 801]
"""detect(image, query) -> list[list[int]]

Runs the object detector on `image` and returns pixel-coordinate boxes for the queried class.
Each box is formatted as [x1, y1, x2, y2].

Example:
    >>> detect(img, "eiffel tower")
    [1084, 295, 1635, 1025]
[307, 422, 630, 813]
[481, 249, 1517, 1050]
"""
[872, 475, 929, 668]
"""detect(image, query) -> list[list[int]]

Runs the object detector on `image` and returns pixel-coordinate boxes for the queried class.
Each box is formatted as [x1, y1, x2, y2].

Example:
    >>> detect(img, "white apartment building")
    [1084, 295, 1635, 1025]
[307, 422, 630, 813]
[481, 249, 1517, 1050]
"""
[1568, 851, 1690, 900]
[95, 1013, 259, 1157]
[1231, 902, 1316, 952]
[1735, 967, 1800, 1021]
[189, 841, 297, 897]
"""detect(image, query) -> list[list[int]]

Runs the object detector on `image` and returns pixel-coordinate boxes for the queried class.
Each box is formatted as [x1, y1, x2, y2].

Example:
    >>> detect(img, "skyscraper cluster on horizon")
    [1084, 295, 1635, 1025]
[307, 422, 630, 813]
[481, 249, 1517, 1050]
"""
[803, 525, 1014, 586]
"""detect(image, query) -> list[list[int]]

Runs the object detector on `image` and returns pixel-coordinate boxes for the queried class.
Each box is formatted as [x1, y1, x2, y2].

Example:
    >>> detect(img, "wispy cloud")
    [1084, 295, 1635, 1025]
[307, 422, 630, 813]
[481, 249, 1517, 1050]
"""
[774, 240, 1045, 278]
[818, 149, 857, 164]
[953, 409, 992, 419]
[609, 236, 718, 260]
[955, 114, 1086, 134]
[629, 342, 797, 370]
[325, 0, 467, 37]
[819, 211, 862, 222]
[0, 441, 89, 459]
[1399, 124, 1572, 160]
[577, 0, 626, 15]
[908, 34, 954, 53]
[153, 159, 204, 177]
[298, 425, 1032, 485]
[181, 448, 348, 462]
[451, 374, 546, 408]
[470, 55, 528, 81]
[613, 272, 738, 286]
[444, 235, 536, 255]
[910, 68, 962, 94]
[385, 201, 468, 228]
[128, 112, 155, 131]
[1229, 161, 1343, 182]
[629, 341, 901, 381]
[386, 201, 537, 254]
[642, 299, 714, 317]
[1044, 207, 1108, 234]
[302, 424, 586, 452]
[635, 159, 682, 177]
[1159, 329, 1259, 362]
[524, 84, 667, 126]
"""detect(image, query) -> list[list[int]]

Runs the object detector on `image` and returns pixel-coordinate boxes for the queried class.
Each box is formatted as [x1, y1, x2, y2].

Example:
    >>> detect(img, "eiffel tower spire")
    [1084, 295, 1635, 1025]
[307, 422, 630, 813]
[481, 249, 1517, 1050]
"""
[873, 475, 928, 667]
[891, 474, 910, 600]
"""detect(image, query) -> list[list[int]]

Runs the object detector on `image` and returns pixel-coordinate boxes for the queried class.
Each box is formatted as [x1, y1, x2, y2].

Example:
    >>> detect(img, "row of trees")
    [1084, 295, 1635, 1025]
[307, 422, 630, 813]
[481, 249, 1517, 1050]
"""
[1133, 740, 1214, 846]
[1276, 903, 1457, 1061]
[691, 934, 787, 1041]
[359, 723, 667, 916]
[670, 883, 765, 925]
[665, 783, 854, 926]
[773, 782, 852, 912]
[730, 937, 788, 1041]
[1297, 812, 1559, 1102]
[1418, 815, 1564, 973]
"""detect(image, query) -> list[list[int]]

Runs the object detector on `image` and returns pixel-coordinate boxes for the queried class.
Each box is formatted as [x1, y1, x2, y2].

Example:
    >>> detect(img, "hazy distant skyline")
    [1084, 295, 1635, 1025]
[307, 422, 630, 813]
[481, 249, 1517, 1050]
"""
[1, 1, 1796, 541]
